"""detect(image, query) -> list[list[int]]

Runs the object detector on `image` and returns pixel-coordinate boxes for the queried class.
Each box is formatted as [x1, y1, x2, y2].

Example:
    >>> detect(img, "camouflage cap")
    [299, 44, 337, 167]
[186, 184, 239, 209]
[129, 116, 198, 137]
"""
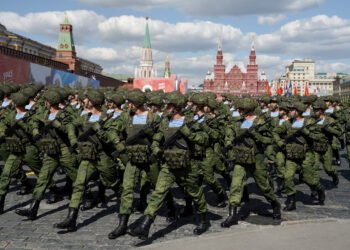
[312, 99, 327, 110]
[109, 93, 125, 105]
[207, 97, 218, 109]
[278, 101, 289, 111]
[21, 87, 37, 99]
[259, 96, 271, 104]
[237, 98, 258, 112]
[127, 90, 146, 106]
[289, 101, 306, 113]
[165, 91, 186, 109]
[147, 92, 164, 106]
[86, 90, 105, 106]
[1, 85, 14, 96]
[10, 92, 29, 107]
[43, 91, 62, 106]
[191, 93, 207, 106]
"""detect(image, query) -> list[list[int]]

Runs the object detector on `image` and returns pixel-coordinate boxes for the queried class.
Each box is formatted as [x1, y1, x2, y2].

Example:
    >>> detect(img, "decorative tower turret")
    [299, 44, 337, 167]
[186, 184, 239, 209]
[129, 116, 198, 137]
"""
[164, 56, 171, 78]
[136, 17, 156, 78]
[213, 42, 225, 92]
[55, 13, 79, 72]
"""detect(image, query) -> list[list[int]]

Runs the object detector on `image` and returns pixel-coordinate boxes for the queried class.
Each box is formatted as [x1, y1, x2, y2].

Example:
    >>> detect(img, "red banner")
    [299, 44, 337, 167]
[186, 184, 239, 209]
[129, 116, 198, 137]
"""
[0, 54, 29, 84]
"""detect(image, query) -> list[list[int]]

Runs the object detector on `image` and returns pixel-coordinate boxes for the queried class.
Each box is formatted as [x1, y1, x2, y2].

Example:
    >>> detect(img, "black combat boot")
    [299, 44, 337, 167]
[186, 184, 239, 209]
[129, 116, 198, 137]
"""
[108, 214, 129, 239]
[335, 150, 341, 166]
[61, 178, 73, 199]
[221, 205, 239, 227]
[81, 191, 96, 211]
[96, 181, 107, 207]
[0, 195, 5, 214]
[222, 172, 232, 187]
[241, 185, 250, 203]
[53, 207, 78, 232]
[332, 174, 339, 186]
[17, 179, 33, 195]
[15, 199, 40, 220]
[128, 215, 154, 240]
[276, 177, 284, 194]
[136, 193, 148, 213]
[193, 212, 210, 235]
[180, 196, 193, 218]
[47, 186, 62, 204]
[165, 198, 177, 223]
[318, 187, 326, 205]
[283, 195, 296, 211]
[216, 191, 227, 208]
[271, 200, 282, 220]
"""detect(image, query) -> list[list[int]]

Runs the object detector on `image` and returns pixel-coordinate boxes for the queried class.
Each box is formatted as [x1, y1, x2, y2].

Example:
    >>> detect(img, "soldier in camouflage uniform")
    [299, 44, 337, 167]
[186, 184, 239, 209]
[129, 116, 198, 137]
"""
[54, 90, 120, 232]
[221, 98, 281, 228]
[0, 92, 42, 214]
[271, 102, 291, 193]
[273, 102, 325, 211]
[128, 91, 210, 240]
[108, 90, 176, 240]
[312, 100, 341, 186]
[324, 96, 343, 166]
[200, 95, 231, 207]
[15, 91, 78, 220]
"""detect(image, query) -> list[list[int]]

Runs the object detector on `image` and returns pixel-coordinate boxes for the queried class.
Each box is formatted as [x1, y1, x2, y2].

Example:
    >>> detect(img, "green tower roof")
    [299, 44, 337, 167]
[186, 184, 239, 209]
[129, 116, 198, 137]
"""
[57, 14, 75, 52]
[143, 18, 151, 49]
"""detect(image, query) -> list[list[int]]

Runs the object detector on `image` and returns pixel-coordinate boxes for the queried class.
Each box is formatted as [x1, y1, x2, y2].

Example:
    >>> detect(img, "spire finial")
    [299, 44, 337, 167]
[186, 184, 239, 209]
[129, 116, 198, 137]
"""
[251, 34, 256, 50]
[63, 11, 70, 24]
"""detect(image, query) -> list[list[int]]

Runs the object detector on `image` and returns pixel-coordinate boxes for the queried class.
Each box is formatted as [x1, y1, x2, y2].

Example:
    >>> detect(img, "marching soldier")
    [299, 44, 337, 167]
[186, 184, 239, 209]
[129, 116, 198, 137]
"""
[128, 91, 210, 240]
[274, 102, 325, 211]
[54, 90, 120, 232]
[0, 92, 42, 214]
[15, 90, 78, 220]
[221, 98, 281, 227]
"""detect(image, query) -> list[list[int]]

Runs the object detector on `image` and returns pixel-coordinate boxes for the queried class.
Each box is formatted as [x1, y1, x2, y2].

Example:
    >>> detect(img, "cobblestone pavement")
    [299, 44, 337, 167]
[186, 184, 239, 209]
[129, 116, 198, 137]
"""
[0, 152, 349, 250]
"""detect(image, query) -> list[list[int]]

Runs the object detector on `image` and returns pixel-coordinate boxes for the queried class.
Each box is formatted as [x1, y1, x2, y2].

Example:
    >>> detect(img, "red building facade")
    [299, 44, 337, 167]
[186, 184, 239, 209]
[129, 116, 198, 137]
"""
[203, 46, 268, 96]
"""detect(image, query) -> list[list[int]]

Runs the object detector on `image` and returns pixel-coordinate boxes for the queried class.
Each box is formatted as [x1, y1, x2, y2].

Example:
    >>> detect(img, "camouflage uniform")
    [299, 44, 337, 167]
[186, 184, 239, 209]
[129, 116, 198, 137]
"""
[221, 98, 281, 228]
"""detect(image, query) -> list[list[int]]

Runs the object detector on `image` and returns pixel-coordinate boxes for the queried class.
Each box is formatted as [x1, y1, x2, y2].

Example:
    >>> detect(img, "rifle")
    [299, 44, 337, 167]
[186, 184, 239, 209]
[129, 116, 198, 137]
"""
[162, 114, 205, 150]
[125, 115, 163, 146]
[233, 117, 272, 144]
[285, 118, 322, 144]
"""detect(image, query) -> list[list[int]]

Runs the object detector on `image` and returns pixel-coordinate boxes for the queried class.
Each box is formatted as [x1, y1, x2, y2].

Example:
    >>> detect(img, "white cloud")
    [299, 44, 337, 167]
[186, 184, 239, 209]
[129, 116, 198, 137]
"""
[258, 14, 286, 25]
[1, 10, 350, 86]
[80, 0, 324, 16]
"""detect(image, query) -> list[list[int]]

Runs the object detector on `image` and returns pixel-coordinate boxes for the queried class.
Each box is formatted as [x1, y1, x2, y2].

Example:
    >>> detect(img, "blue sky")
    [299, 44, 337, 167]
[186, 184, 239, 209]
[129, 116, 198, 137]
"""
[1, 0, 350, 86]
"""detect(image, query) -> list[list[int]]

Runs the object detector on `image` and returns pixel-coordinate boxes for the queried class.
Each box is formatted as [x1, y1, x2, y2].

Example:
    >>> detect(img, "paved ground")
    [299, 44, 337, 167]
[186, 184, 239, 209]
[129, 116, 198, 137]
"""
[0, 151, 349, 250]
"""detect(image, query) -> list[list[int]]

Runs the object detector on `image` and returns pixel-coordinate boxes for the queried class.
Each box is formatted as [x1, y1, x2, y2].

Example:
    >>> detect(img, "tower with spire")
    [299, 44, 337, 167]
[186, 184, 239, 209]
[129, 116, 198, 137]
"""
[55, 13, 79, 72]
[164, 56, 171, 78]
[203, 37, 267, 96]
[135, 17, 156, 78]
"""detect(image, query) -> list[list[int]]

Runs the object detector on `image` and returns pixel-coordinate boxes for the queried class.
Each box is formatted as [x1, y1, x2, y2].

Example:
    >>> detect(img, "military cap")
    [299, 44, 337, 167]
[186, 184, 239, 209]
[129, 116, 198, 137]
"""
[237, 98, 258, 112]
[207, 97, 218, 109]
[21, 87, 37, 99]
[43, 91, 62, 106]
[278, 102, 289, 111]
[259, 96, 271, 104]
[191, 93, 207, 106]
[289, 101, 306, 113]
[1, 85, 14, 96]
[312, 100, 327, 110]
[165, 91, 186, 109]
[147, 92, 164, 106]
[127, 90, 146, 106]
[86, 90, 105, 106]
[109, 93, 125, 105]
[10, 92, 29, 107]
